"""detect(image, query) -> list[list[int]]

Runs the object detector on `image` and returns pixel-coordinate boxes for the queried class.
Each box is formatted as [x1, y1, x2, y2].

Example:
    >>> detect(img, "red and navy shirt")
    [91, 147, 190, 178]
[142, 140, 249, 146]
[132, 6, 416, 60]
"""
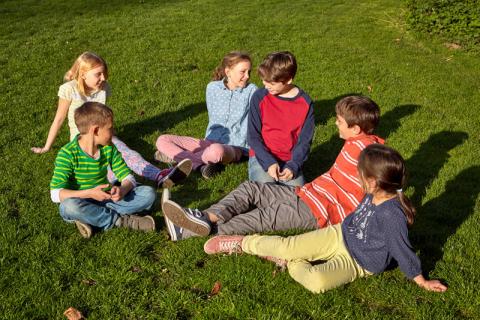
[247, 87, 315, 177]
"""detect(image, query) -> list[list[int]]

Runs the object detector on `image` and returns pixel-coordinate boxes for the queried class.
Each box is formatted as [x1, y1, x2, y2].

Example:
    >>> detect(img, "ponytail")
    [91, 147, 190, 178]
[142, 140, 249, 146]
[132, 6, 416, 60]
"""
[358, 144, 416, 226]
[396, 190, 416, 226]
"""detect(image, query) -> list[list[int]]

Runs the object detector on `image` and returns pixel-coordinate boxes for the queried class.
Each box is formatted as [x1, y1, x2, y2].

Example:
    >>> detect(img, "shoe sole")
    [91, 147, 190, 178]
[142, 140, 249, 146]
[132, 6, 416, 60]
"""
[201, 163, 224, 179]
[75, 221, 92, 239]
[161, 189, 178, 240]
[162, 200, 210, 236]
[161, 159, 193, 188]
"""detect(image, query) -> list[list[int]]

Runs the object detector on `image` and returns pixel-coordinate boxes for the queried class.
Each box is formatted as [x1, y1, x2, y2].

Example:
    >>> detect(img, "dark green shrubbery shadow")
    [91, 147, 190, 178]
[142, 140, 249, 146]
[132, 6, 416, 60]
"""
[305, 103, 420, 179]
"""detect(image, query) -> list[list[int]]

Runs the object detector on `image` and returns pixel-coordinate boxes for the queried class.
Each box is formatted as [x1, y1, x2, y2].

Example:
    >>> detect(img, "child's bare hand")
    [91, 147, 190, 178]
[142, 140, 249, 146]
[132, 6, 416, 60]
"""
[279, 168, 293, 181]
[31, 146, 49, 154]
[89, 184, 112, 201]
[110, 186, 124, 202]
[267, 163, 280, 181]
[421, 279, 448, 292]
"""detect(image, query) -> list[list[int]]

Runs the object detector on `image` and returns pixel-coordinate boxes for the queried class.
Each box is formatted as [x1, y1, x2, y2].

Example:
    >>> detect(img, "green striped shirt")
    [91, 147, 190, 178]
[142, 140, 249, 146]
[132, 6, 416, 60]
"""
[50, 135, 131, 190]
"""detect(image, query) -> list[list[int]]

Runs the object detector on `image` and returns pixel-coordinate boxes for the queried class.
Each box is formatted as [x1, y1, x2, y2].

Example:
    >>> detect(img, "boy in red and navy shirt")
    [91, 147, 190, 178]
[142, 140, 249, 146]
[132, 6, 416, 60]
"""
[160, 96, 384, 239]
[247, 51, 315, 186]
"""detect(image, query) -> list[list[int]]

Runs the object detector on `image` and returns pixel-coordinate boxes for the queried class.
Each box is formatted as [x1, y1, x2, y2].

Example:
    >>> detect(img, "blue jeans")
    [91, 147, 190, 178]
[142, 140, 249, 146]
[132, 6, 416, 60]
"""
[248, 156, 305, 187]
[59, 185, 157, 230]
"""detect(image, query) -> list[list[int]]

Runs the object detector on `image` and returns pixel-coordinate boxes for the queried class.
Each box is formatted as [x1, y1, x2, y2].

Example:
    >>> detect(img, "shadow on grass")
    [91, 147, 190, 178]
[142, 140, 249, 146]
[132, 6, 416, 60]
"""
[412, 165, 480, 274]
[305, 103, 420, 179]
[405, 130, 470, 273]
[116, 102, 206, 157]
[406, 131, 468, 205]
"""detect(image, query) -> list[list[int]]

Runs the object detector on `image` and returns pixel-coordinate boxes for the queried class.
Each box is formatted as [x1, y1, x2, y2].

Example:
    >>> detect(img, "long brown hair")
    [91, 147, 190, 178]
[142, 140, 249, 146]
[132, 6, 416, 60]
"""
[358, 144, 416, 226]
[212, 51, 251, 81]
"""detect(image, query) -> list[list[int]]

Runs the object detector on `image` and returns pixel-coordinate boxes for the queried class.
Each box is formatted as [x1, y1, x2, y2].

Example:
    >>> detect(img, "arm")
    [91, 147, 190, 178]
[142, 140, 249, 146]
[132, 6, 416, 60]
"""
[31, 98, 70, 153]
[59, 185, 111, 202]
[247, 90, 278, 171]
[284, 99, 315, 177]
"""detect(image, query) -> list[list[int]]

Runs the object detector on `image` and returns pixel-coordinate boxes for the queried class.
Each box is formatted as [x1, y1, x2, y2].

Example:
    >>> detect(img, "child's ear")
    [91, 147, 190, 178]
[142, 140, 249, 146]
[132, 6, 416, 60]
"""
[286, 78, 293, 85]
[352, 125, 362, 135]
[92, 125, 100, 135]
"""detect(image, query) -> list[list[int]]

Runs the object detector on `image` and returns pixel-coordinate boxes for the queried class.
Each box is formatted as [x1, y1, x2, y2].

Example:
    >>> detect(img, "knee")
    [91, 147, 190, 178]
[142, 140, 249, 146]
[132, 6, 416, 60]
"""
[60, 198, 83, 217]
[203, 143, 226, 162]
[156, 134, 172, 149]
[136, 186, 157, 207]
[287, 263, 329, 294]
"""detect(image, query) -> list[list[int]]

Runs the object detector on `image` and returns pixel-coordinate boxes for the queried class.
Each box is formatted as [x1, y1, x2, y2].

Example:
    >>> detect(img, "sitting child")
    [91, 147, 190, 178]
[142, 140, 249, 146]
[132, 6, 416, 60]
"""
[50, 102, 157, 238]
[161, 96, 384, 240]
[204, 144, 448, 294]
[248, 51, 315, 186]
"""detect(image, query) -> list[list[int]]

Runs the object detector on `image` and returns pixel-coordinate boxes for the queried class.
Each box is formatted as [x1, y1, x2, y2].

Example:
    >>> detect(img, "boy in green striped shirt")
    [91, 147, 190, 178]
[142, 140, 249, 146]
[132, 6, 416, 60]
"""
[50, 102, 157, 238]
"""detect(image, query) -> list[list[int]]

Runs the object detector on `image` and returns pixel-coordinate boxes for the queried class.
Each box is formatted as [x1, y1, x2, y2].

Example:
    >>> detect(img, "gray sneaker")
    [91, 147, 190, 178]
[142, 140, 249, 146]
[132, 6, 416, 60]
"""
[162, 199, 211, 236]
[116, 215, 156, 232]
[161, 189, 201, 241]
[154, 150, 175, 165]
[75, 220, 92, 239]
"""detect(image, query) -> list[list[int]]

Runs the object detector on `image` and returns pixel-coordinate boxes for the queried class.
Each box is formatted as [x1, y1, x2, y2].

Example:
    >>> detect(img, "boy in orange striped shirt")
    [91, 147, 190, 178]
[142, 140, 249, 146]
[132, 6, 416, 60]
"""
[162, 96, 384, 239]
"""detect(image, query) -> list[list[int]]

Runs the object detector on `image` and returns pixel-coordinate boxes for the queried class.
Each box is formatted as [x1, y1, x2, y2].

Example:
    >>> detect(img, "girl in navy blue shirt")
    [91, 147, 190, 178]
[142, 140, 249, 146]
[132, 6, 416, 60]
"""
[204, 144, 448, 294]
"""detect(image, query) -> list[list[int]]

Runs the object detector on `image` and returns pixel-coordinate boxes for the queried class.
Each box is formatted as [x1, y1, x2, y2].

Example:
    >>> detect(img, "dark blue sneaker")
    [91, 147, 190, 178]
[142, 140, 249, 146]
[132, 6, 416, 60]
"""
[157, 159, 192, 188]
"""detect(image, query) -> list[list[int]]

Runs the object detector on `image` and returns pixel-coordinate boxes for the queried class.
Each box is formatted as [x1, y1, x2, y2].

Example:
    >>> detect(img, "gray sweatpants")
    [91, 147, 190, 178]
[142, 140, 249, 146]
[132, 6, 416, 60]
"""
[206, 181, 318, 235]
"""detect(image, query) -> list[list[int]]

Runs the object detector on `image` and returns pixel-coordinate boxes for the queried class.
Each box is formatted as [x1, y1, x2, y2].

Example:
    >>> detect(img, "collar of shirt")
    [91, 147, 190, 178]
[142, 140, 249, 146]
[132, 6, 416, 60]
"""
[220, 78, 245, 93]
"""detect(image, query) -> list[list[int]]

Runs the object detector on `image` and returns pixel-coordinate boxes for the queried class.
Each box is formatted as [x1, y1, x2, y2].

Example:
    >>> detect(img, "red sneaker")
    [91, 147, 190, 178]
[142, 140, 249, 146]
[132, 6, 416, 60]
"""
[204, 235, 244, 255]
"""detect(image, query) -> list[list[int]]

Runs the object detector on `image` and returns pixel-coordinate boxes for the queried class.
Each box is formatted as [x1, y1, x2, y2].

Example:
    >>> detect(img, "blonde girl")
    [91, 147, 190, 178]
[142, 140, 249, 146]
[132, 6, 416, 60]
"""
[155, 51, 257, 179]
[32, 52, 191, 187]
[204, 144, 447, 294]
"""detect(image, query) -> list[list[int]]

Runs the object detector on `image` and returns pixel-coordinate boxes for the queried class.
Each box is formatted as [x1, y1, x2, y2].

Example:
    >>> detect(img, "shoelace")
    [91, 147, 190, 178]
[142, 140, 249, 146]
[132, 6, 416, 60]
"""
[219, 240, 242, 254]
[186, 208, 204, 219]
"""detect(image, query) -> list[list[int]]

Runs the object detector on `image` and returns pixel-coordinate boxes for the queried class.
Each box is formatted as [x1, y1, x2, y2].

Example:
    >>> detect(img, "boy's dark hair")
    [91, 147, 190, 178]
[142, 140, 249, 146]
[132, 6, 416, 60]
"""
[74, 102, 114, 134]
[257, 51, 297, 83]
[335, 96, 380, 134]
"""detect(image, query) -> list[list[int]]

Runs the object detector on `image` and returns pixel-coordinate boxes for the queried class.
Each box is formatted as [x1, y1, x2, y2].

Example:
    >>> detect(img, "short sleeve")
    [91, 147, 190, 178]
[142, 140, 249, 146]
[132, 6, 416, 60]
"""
[58, 82, 74, 101]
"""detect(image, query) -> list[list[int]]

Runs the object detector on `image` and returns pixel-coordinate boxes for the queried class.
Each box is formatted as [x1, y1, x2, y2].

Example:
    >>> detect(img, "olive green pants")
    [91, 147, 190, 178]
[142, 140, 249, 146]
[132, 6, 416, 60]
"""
[242, 224, 371, 293]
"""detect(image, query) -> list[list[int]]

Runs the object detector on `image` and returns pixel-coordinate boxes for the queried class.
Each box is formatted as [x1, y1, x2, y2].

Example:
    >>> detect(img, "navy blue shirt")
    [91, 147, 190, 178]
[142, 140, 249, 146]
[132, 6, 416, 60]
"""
[342, 194, 422, 279]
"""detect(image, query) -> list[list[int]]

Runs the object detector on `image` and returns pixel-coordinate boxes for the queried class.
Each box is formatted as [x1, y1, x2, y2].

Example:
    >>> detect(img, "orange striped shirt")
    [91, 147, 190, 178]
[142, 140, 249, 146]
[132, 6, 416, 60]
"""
[296, 134, 385, 227]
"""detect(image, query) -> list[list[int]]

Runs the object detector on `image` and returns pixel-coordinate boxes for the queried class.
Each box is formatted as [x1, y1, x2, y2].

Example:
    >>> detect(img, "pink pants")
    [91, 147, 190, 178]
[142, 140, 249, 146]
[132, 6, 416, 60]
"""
[156, 134, 243, 170]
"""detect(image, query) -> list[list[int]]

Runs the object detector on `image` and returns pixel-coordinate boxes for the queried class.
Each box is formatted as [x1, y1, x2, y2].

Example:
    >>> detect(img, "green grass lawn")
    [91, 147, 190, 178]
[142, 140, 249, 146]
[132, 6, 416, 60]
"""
[1, 0, 479, 318]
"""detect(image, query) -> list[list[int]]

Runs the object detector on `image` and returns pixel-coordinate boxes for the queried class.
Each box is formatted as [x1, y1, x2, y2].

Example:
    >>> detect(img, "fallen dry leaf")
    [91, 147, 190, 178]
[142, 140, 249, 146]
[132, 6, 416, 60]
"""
[130, 266, 142, 273]
[445, 42, 461, 50]
[367, 85, 373, 93]
[208, 281, 222, 298]
[64, 307, 84, 320]
[81, 278, 96, 286]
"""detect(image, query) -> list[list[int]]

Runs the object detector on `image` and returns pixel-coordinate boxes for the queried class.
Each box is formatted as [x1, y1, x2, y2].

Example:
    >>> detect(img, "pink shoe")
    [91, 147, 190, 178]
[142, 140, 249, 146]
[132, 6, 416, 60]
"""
[204, 235, 244, 255]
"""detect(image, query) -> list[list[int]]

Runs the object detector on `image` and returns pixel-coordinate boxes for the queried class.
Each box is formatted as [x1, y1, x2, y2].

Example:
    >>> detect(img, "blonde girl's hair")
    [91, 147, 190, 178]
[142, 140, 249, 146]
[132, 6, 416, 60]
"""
[64, 52, 109, 97]
[358, 144, 416, 226]
[212, 51, 252, 81]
